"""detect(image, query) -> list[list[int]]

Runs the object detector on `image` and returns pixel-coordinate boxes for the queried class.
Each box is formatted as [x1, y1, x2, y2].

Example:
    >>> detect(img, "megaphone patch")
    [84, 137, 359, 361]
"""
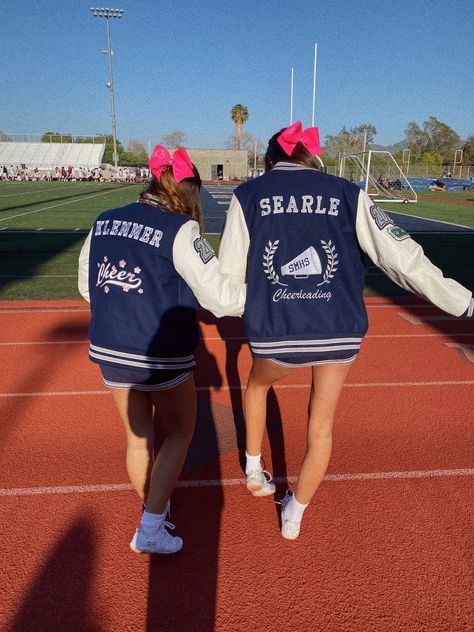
[263, 240, 338, 288]
[281, 247, 322, 278]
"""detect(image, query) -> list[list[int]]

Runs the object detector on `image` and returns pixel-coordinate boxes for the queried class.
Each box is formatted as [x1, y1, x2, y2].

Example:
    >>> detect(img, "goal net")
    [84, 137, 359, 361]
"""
[338, 150, 417, 203]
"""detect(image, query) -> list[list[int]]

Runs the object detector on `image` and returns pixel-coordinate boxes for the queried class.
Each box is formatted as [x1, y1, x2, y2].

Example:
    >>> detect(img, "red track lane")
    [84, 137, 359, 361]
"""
[0, 298, 473, 631]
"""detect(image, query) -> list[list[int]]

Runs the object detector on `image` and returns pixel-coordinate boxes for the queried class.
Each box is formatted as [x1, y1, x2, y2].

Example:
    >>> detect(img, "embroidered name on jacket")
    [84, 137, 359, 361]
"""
[96, 256, 143, 294]
[260, 195, 340, 216]
[94, 219, 163, 248]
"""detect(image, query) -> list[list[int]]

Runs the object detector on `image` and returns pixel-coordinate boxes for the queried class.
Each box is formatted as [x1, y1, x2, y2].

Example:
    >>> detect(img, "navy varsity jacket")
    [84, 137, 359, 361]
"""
[219, 163, 472, 362]
[78, 201, 245, 370]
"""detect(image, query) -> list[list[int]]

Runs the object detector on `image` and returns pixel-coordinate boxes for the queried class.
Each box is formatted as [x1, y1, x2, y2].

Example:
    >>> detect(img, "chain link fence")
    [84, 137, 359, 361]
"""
[325, 163, 473, 180]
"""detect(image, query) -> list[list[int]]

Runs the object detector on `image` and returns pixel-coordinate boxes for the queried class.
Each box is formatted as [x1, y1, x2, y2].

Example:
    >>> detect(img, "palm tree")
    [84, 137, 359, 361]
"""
[230, 104, 249, 150]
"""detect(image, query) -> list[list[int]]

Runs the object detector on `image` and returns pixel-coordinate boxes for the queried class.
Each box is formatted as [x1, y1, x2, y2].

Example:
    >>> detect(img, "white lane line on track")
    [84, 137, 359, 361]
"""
[0, 275, 77, 278]
[0, 185, 131, 222]
[1, 381, 474, 398]
[1, 333, 474, 346]
[0, 308, 90, 314]
[0, 303, 442, 314]
[398, 313, 470, 324]
[2, 468, 473, 497]
[0, 340, 90, 345]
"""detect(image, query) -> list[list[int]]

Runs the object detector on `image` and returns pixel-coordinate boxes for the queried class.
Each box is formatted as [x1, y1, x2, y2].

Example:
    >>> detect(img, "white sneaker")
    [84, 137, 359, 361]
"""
[130, 520, 183, 554]
[280, 492, 301, 540]
[246, 469, 276, 497]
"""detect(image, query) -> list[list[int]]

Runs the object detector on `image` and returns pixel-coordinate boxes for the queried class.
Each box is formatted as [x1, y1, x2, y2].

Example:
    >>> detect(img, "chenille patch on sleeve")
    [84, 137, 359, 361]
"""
[387, 226, 410, 241]
[193, 237, 215, 264]
[369, 204, 393, 230]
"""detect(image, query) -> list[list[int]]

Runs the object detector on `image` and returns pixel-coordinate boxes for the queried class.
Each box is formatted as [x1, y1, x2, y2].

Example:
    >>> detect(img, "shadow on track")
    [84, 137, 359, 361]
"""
[364, 230, 474, 354]
[146, 323, 223, 632]
[198, 312, 290, 503]
[6, 515, 99, 632]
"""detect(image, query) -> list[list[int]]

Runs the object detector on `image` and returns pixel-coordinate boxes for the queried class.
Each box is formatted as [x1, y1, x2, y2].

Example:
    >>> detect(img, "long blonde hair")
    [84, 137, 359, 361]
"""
[140, 164, 204, 232]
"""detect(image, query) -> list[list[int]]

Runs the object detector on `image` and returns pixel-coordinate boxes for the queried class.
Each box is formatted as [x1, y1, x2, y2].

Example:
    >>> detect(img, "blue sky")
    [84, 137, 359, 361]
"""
[2, 0, 473, 150]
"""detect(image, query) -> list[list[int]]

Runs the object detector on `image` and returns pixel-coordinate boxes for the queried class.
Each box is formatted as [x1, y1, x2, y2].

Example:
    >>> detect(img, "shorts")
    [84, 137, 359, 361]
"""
[100, 364, 194, 391]
[268, 354, 357, 368]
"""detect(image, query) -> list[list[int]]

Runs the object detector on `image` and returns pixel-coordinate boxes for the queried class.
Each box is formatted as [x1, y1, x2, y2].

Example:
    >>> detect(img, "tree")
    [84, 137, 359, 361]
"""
[225, 131, 264, 167]
[324, 124, 376, 156]
[127, 140, 148, 160]
[225, 131, 262, 151]
[404, 122, 429, 157]
[0, 131, 12, 141]
[99, 134, 126, 164]
[461, 135, 474, 164]
[405, 117, 460, 163]
[420, 152, 443, 166]
[160, 131, 187, 147]
[41, 131, 73, 143]
[230, 104, 249, 150]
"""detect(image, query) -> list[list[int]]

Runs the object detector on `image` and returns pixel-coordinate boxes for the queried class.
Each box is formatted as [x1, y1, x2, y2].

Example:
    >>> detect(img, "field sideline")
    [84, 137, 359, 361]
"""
[0, 180, 472, 300]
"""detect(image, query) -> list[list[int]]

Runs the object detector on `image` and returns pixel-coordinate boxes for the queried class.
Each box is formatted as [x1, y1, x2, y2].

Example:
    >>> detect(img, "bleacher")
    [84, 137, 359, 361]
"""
[0, 142, 105, 169]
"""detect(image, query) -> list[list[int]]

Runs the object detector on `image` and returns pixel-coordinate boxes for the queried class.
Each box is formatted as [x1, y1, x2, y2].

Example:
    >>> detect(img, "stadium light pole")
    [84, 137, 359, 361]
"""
[90, 7, 124, 169]
[311, 43, 318, 127]
[290, 68, 294, 125]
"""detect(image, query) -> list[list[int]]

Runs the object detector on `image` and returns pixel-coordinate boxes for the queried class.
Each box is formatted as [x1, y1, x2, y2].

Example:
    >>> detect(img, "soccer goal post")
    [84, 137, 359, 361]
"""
[338, 150, 417, 203]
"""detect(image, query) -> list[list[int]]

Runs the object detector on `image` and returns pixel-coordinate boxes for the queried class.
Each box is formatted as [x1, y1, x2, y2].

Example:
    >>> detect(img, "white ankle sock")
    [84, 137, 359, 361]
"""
[140, 507, 167, 530]
[283, 494, 308, 523]
[245, 452, 262, 475]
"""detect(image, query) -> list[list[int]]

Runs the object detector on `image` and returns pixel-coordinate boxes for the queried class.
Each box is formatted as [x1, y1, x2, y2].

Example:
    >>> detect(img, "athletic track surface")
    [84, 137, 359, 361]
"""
[0, 298, 473, 632]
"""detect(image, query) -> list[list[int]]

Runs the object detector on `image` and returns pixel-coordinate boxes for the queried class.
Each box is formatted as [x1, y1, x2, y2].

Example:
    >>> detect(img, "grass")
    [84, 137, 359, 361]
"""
[382, 190, 474, 228]
[364, 233, 474, 296]
[0, 181, 472, 301]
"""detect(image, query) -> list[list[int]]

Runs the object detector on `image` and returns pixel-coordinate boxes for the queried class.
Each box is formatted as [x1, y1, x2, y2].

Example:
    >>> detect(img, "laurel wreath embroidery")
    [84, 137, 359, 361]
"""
[262, 240, 287, 286]
[317, 240, 339, 286]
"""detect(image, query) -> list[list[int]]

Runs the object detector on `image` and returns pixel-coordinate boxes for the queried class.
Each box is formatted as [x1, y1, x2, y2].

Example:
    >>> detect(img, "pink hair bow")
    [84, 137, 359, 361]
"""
[277, 121, 324, 156]
[149, 145, 195, 183]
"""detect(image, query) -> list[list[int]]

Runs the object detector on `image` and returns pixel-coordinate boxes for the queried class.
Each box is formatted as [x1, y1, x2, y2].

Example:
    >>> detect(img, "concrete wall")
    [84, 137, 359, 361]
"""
[185, 149, 248, 181]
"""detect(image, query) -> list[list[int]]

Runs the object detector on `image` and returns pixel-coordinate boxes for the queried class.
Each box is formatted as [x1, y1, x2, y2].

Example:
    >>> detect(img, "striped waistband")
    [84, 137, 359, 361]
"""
[103, 371, 193, 392]
[249, 337, 362, 356]
[89, 343, 196, 370]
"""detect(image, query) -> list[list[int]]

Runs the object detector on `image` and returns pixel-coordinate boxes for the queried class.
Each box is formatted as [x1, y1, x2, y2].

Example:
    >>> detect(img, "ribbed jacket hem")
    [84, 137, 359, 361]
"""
[89, 343, 196, 370]
[249, 336, 363, 357]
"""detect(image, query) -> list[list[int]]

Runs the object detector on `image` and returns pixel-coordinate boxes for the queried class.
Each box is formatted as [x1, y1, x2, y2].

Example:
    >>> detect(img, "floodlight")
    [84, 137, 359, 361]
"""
[90, 7, 124, 168]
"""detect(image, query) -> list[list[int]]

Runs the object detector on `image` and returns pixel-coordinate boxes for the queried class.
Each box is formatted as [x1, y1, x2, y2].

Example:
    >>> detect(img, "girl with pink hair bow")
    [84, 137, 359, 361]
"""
[78, 144, 245, 554]
[219, 122, 473, 540]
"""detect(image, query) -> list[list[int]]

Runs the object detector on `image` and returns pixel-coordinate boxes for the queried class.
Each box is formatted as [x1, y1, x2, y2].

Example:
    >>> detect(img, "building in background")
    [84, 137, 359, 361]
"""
[186, 149, 247, 181]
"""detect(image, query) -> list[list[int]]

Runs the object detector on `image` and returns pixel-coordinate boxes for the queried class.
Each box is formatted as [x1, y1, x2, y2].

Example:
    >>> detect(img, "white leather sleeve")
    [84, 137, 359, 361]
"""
[77, 229, 92, 302]
[173, 220, 246, 317]
[355, 190, 472, 316]
[218, 194, 250, 284]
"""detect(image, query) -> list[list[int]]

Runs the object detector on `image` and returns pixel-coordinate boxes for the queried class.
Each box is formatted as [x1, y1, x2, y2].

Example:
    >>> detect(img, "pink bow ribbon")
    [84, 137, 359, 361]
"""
[149, 145, 195, 183]
[277, 121, 324, 156]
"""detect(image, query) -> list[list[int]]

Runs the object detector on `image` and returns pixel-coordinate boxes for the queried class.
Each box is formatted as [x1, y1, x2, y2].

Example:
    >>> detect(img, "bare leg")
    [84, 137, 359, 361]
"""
[146, 375, 197, 513]
[110, 387, 154, 503]
[293, 363, 351, 505]
[110, 375, 196, 514]
[244, 358, 293, 457]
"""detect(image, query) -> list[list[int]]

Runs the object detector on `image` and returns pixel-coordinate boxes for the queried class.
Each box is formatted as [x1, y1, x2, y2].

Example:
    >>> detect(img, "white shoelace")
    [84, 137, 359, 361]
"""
[262, 469, 273, 483]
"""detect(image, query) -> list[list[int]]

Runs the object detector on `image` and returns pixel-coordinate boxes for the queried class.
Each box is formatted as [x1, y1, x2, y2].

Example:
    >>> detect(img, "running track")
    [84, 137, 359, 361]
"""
[0, 298, 473, 631]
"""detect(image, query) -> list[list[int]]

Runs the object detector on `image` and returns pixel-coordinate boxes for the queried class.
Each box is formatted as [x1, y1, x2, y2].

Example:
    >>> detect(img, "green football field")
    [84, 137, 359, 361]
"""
[0, 181, 472, 300]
